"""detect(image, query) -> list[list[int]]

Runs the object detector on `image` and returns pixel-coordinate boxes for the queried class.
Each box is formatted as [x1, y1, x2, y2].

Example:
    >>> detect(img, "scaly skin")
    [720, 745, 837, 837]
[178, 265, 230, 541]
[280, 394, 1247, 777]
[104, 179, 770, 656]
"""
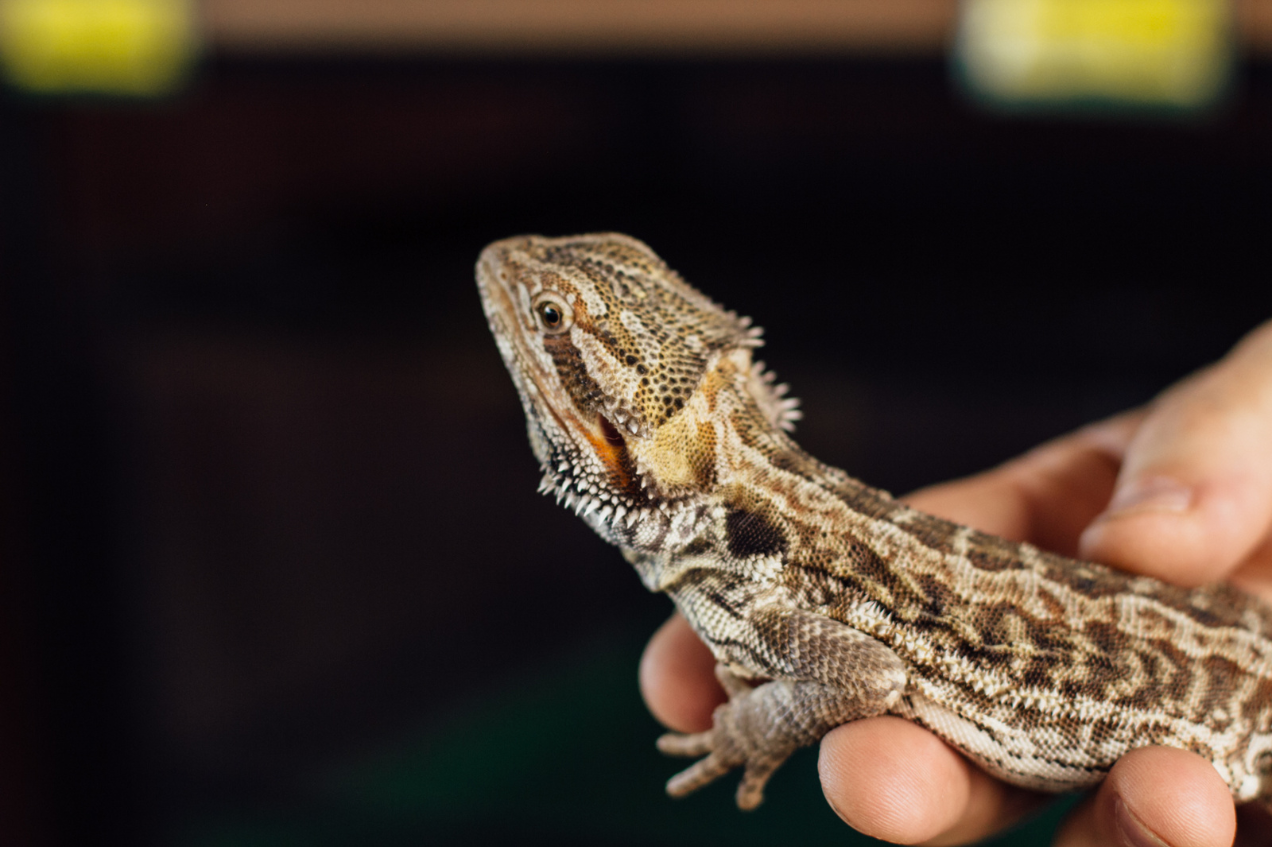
[476, 232, 1272, 811]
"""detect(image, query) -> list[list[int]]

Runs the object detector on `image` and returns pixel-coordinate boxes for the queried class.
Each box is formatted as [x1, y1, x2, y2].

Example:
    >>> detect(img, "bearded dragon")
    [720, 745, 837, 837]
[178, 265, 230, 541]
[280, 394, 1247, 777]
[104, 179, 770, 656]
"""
[476, 232, 1272, 812]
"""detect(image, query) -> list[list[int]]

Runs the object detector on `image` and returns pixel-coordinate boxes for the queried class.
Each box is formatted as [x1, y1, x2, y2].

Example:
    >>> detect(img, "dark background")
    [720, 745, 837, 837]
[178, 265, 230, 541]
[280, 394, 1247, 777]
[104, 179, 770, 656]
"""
[2, 53, 1271, 846]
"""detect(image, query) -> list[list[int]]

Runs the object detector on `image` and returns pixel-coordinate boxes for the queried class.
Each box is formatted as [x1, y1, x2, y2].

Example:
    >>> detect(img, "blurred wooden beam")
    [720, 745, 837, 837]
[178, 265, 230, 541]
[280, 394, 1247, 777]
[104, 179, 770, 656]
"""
[1237, 0, 1272, 54]
[201, 0, 960, 55]
[201, 0, 1272, 57]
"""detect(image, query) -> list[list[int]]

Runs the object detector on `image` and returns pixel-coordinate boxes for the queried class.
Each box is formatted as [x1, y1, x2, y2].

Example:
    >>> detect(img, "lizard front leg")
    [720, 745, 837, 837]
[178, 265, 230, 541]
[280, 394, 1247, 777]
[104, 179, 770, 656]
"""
[657, 606, 908, 809]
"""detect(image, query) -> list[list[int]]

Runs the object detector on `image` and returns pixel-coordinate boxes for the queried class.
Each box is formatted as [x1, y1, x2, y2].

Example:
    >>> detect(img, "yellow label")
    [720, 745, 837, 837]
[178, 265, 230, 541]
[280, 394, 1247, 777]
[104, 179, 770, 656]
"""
[0, 0, 197, 95]
[958, 0, 1232, 109]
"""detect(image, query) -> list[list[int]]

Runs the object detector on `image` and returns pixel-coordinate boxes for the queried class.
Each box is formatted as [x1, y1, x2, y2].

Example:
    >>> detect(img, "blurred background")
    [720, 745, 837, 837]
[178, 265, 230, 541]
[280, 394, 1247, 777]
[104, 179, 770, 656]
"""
[2, 1, 1271, 844]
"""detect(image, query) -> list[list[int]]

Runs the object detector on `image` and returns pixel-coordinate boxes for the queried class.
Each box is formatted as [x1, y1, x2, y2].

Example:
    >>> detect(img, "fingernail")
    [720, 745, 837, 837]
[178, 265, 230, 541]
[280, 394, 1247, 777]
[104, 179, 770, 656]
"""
[1113, 798, 1170, 847]
[1103, 476, 1193, 518]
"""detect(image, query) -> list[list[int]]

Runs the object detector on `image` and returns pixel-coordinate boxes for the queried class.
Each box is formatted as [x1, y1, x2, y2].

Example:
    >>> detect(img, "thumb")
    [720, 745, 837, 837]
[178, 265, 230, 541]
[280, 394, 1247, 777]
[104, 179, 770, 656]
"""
[1078, 321, 1272, 588]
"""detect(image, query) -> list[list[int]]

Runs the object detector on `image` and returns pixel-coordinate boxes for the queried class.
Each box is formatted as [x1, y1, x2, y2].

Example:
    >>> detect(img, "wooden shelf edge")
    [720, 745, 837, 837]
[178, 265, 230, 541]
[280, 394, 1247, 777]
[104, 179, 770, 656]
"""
[200, 0, 1272, 57]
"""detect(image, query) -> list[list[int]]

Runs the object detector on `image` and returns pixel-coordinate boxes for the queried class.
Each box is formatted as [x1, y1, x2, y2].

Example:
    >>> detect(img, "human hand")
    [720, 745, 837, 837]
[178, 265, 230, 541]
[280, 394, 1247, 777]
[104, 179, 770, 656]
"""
[640, 319, 1272, 845]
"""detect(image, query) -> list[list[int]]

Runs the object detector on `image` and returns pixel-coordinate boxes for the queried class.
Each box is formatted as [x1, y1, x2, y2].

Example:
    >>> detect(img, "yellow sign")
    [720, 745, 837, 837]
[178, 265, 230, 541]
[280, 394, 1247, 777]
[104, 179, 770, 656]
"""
[957, 0, 1232, 110]
[0, 0, 197, 95]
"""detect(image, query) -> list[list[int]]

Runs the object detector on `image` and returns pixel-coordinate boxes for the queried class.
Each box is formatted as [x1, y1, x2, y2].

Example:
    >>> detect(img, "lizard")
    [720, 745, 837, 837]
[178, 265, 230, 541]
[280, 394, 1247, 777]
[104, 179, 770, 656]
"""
[475, 231, 1272, 813]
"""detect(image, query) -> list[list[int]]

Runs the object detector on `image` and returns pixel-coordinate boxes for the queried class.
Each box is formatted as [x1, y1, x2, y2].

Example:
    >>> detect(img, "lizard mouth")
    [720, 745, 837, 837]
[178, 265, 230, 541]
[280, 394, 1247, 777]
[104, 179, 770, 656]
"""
[583, 411, 637, 497]
[598, 413, 627, 447]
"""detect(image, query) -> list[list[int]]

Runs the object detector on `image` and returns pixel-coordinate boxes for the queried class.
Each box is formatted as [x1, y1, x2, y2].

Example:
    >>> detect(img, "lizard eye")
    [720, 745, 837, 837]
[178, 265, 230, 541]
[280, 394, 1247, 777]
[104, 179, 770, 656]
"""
[534, 295, 573, 334]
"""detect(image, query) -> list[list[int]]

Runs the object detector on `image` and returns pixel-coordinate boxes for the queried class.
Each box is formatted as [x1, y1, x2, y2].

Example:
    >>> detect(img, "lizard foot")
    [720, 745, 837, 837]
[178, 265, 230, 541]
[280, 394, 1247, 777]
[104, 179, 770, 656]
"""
[656, 612, 907, 810]
[656, 665, 800, 810]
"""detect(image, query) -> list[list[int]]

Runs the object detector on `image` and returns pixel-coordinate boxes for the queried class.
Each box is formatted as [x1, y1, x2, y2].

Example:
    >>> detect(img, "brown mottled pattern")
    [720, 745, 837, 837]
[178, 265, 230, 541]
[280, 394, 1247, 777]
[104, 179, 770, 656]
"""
[477, 233, 1272, 811]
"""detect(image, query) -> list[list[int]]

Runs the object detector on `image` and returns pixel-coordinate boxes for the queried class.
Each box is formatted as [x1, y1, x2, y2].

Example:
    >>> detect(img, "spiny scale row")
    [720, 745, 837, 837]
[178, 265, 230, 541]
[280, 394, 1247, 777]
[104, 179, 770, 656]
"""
[538, 456, 687, 532]
[750, 360, 804, 431]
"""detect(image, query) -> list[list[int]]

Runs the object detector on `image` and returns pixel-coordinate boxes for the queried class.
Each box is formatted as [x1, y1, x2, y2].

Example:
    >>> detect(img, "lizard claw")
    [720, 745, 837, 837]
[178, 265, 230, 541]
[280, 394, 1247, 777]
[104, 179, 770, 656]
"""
[735, 761, 779, 811]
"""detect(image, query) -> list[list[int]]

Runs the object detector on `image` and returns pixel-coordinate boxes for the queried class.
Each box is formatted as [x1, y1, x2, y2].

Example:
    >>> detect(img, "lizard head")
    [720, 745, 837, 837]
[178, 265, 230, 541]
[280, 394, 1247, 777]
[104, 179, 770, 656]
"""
[477, 232, 799, 548]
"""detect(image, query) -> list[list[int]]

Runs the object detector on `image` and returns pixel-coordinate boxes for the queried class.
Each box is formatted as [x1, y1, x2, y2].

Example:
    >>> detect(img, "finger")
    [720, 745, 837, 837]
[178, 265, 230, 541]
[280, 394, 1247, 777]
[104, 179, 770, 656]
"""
[1079, 321, 1272, 587]
[818, 716, 1043, 846]
[905, 413, 1142, 556]
[639, 613, 724, 733]
[1054, 746, 1235, 847]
